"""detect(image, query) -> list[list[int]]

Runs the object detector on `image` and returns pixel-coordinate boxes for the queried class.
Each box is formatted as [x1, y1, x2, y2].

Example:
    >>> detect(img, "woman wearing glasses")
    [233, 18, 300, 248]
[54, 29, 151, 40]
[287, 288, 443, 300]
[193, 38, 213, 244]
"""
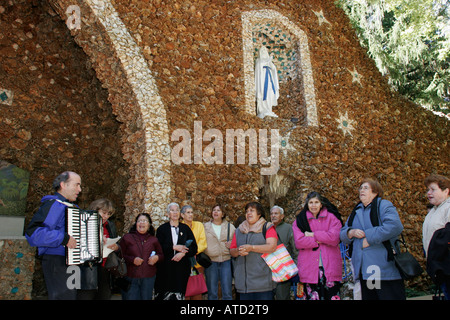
[340, 178, 405, 300]
[120, 213, 163, 300]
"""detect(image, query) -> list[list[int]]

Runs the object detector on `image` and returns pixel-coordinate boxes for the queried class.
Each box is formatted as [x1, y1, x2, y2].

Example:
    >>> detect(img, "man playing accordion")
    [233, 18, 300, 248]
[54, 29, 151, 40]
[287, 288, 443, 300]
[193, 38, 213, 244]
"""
[26, 171, 81, 300]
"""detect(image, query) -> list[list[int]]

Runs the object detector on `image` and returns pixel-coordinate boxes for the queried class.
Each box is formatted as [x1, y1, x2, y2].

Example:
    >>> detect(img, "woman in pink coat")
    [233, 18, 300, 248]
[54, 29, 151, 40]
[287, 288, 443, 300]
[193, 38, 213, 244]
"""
[293, 192, 343, 300]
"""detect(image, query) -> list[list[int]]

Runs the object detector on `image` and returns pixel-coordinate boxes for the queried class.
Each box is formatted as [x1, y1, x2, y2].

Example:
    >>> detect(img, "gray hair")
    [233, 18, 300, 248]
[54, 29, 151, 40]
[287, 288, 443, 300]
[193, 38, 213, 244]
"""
[166, 202, 180, 213]
[181, 205, 193, 214]
[270, 205, 284, 215]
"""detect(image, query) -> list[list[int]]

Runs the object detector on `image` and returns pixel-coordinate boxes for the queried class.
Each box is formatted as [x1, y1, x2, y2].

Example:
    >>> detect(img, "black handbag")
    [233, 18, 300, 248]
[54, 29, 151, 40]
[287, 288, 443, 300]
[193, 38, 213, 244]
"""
[196, 252, 212, 268]
[196, 222, 233, 268]
[391, 234, 424, 280]
[105, 251, 127, 277]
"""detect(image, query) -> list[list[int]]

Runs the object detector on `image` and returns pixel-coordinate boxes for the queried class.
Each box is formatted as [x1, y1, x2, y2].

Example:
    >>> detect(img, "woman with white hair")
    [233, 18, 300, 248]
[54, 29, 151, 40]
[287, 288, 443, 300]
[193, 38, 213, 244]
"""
[154, 203, 198, 300]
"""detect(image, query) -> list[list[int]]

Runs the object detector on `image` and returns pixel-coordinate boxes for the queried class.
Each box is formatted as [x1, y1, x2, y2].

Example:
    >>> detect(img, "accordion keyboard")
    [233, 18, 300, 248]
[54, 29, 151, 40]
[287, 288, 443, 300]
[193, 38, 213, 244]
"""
[66, 207, 103, 265]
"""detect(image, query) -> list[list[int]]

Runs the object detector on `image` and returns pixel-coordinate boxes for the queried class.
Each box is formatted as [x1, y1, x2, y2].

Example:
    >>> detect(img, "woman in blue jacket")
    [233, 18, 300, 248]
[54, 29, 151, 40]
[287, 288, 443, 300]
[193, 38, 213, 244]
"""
[340, 178, 405, 300]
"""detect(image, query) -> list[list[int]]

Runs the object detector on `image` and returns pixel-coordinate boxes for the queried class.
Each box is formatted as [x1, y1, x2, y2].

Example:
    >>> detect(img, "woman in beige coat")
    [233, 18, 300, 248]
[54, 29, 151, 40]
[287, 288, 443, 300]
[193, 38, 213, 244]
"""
[203, 204, 235, 300]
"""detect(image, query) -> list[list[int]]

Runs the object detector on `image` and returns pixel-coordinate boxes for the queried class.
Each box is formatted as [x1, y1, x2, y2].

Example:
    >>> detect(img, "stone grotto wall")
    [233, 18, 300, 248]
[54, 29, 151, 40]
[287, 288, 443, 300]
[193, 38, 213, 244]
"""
[0, 0, 129, 298]
[98, 0, 448, 254]
[63, 0, 446, 290]
[0, 0, 128, 227]
[0, 239, 35, 300]
[0, 0, 448, 298]
[49, 0, 173, 229]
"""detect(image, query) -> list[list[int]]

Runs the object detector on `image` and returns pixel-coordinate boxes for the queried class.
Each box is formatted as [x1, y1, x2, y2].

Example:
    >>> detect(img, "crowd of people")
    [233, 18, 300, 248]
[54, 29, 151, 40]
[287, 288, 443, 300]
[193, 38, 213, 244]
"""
[25, 171, 449, 300]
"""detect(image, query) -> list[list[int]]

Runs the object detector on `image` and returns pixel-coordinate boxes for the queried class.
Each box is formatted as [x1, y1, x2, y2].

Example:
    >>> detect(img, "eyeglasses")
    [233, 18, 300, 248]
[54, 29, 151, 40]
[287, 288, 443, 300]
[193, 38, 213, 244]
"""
[137, 219, 149, 224]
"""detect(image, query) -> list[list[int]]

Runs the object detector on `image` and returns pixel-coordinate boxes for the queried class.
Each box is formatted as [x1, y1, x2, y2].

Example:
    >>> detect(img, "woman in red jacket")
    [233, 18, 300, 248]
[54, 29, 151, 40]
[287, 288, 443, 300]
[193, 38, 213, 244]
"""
[120, 213, 164, 300]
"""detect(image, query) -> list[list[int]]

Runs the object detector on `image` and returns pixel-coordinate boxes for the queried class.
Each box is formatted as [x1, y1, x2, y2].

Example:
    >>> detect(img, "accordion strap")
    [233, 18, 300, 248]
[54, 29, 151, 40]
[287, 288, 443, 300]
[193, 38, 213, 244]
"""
[56, 199, 75, 207]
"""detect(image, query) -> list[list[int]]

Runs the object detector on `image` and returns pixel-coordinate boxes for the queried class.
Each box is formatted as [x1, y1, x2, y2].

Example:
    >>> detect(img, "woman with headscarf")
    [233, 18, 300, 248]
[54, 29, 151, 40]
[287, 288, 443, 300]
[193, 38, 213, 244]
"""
[293, 192, 343, 300]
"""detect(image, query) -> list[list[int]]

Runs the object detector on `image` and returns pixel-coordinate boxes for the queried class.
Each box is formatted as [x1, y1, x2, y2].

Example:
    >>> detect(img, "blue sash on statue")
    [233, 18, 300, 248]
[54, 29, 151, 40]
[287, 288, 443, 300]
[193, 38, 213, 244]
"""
[263, 66, 276, 101]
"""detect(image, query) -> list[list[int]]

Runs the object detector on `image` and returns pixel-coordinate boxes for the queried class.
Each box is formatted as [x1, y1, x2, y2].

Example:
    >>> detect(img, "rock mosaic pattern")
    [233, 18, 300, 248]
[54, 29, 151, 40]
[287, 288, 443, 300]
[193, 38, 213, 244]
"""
[0, 239, 35, 300]
[0, 0, 448, 297]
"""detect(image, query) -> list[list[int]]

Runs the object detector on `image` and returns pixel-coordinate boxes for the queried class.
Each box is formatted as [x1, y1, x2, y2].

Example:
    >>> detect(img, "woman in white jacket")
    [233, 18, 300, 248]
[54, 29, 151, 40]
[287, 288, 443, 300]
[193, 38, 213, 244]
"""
[423, 174, 450, 256]
[203, 204, 235, 300]
[423, 174, 450, 300]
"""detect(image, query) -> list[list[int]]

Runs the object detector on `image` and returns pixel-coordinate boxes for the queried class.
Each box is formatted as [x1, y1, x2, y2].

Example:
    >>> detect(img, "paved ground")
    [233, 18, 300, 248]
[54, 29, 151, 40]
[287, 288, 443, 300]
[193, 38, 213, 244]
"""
[407, 295, 433, 300]
[110, 293, 435, 300]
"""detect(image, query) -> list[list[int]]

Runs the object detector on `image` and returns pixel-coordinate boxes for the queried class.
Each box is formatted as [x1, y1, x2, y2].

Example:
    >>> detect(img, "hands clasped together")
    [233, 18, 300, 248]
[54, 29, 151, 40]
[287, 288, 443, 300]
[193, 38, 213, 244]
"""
[172, 244, 189, 262]
[133, 254, 159, 266]
[348, 228, 370, 248]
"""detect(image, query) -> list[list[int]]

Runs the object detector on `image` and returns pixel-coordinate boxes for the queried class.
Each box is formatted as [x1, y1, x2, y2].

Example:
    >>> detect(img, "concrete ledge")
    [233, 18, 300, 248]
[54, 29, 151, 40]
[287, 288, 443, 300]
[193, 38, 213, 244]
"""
[0, 216, 25, 237]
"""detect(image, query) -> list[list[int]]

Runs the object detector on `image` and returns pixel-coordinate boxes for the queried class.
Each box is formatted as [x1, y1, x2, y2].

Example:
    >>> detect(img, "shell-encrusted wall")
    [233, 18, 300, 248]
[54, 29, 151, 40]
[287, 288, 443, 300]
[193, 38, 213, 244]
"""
[45, 1, 447, 253]
[49, 0, 172, 229]
[0, 239, 35, 300]
[0, 0, 129, 221]
[3, 0, 449, 296]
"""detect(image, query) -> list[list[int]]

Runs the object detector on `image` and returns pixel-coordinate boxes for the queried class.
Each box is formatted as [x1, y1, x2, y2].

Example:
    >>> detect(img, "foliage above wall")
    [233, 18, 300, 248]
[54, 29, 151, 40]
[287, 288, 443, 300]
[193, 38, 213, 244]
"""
[0, 161, 29, 217]
[337, 0, 450, 115]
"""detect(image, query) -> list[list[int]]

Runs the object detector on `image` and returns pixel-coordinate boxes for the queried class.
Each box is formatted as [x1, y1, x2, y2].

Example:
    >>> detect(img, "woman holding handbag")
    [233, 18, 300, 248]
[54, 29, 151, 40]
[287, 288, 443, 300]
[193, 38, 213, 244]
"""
[204, 204, 236, 300]
[230, 202, 277, 300]
[120, 213, 163, 300]
[181, 205, 208, 300]
[340, 179, 405, 300]
[293, 192, 343, 300]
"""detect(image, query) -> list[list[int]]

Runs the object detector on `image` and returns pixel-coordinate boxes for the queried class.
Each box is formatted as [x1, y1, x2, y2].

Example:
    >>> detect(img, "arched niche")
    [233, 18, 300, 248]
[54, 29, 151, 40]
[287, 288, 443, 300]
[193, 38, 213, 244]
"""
[241, 10, 318, 126]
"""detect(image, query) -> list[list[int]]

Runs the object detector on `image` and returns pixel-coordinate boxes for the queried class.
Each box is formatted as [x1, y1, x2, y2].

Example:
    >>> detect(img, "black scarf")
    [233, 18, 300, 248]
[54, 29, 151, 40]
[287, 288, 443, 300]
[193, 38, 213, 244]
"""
[346, 196, 394, 260]
[295, 197, 343, 234]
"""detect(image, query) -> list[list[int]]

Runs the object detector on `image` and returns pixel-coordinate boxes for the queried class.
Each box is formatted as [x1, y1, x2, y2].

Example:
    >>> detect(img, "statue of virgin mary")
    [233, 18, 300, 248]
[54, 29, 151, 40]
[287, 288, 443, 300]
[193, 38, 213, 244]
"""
[255, 46, 279, 118]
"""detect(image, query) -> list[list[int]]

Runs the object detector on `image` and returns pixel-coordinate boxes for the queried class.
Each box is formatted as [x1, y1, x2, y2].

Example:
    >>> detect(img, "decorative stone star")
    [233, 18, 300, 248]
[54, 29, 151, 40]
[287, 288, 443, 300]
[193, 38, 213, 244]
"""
[312, 9, 332, 27]
[336, 111, 356, 136]
[347, 67, 363, 86]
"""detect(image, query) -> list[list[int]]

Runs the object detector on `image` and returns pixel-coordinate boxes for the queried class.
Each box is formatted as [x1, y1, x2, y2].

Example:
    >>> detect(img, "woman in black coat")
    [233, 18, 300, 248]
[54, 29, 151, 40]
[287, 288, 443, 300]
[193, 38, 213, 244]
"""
[154, 203, 198, 300]
[77, 198, 119, 300]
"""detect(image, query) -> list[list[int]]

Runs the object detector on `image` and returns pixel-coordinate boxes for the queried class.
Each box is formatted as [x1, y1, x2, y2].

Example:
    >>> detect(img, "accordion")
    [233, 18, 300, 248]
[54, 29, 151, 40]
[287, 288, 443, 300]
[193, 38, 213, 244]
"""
[66, 206, 103, 265]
